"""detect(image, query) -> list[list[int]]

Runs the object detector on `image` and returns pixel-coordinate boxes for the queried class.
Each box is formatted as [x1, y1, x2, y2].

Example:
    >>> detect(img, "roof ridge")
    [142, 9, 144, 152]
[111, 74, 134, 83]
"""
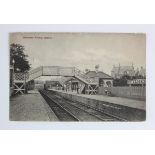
[86, 70, 112, 78]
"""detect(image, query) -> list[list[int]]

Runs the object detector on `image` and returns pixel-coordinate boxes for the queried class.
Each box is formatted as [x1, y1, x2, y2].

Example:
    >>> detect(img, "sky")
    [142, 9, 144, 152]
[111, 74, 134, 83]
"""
[10, 32, 146, 75]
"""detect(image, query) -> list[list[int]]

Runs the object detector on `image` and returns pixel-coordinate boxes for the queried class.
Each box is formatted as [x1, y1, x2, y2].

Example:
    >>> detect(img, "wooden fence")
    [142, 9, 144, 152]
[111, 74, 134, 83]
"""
[98, 86, 146, 100]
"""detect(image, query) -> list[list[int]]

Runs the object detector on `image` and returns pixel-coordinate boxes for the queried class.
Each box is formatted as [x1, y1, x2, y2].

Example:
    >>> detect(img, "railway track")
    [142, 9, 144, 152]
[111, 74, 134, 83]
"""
[40, 90, 125, 121]
[40, 90, 79, 121]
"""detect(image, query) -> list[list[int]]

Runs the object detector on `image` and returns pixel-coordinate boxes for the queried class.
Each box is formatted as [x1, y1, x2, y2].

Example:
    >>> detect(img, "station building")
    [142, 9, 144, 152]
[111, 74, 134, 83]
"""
[42, 70, 113, 94]
[62, 70, 113, 94]
[85, 71, 113, 87]
[63, 77, 86, 93]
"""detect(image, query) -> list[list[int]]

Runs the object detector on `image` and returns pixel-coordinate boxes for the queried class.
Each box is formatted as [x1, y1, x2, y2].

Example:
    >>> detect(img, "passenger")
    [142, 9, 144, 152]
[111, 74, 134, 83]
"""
[64, 84, 67, 92]
[56, 84, 59, 90]
[104, 89, 108, 95]
[104, 88, 111, 96]
[77, 85, 79, 94]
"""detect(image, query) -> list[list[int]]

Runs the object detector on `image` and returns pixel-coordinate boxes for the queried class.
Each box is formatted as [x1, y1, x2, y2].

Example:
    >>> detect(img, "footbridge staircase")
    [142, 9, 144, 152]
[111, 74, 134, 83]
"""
[13, 66, 98, 95]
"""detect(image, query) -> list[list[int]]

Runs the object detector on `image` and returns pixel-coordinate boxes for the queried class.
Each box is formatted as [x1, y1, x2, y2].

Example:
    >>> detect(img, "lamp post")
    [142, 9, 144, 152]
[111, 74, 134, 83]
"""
[12, 59, 15, 94]
[24, 71, 27, 94]
[12, 59, 15, 83]
[12, 59, 15, 73]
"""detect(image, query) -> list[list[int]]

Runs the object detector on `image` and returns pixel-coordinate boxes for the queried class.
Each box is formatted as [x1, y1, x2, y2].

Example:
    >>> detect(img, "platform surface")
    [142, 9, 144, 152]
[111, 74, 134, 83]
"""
[50, 89, 146, 110]
[10, 90, 59, 121]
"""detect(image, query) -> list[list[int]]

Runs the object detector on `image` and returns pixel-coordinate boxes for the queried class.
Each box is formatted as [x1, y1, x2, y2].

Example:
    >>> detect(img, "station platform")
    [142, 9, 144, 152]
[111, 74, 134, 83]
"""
[49, 89, 146, 111]
[10, 90, 59, 121]
[81, 93, 145, 110]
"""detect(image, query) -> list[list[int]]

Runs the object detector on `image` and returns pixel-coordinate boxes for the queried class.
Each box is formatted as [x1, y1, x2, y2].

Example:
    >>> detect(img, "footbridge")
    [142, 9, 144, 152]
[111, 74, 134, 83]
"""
[13, 66, 98, 95]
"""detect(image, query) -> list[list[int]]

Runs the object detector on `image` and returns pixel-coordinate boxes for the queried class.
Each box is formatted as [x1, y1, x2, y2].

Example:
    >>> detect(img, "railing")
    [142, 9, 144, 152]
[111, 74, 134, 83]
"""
[28, 66, 43, 81]
[14, 73, 29, 81]
[29, 66, 43, 75]
[14, 66, 98, 85]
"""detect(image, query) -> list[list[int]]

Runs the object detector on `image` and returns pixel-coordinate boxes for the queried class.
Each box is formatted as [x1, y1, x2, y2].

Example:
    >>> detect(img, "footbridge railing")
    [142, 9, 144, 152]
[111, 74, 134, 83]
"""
[13, 66, 98, 94]
[14, 66, 98, 84]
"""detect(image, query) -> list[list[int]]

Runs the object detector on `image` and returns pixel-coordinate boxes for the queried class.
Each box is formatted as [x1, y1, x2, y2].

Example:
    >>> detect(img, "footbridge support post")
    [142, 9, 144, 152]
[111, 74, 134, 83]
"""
[85, 84, 98, 95]
[13, 72, 28, 95]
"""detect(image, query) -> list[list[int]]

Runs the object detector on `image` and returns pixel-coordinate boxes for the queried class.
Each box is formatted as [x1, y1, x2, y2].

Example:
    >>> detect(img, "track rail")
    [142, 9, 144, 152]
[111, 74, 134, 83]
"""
[48, 95, 105, 121]
[70, 99, 127, 121]
[39, 90, 79, 121]
[52, 94, 125, 121]
[40, 90, 125, 121]
[40, 90, 104, 121]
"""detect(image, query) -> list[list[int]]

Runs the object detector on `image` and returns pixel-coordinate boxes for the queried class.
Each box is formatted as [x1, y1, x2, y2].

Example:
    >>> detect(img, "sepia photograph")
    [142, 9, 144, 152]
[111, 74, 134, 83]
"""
[9, 32, 146, 122]
[0, 2, 154, 155]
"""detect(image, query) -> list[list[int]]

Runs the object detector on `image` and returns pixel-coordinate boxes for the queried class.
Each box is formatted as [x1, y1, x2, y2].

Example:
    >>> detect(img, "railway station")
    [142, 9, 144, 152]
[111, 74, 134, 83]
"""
[10, 65, 146, 121]
[9, 32, 146, 122]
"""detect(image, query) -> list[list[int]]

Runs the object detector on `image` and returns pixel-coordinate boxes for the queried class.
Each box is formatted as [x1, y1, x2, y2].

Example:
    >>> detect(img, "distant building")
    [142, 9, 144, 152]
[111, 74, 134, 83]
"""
[45, 80, 63, 90]
[111, 64, 146, 80]
[138, 66, 146, 77]
[85, 71, 113, 87]
[111, 64, 135, 79]
[34, 80, 44, 89]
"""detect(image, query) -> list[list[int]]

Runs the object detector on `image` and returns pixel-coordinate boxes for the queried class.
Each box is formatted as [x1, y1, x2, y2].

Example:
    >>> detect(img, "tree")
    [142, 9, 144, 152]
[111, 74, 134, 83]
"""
[113, 76, 128, 86]
[10, 43, 31, 72]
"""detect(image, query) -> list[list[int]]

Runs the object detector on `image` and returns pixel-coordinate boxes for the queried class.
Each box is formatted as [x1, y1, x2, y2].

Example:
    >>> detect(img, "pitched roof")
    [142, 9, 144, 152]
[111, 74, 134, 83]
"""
[85, 71, 112, 79]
